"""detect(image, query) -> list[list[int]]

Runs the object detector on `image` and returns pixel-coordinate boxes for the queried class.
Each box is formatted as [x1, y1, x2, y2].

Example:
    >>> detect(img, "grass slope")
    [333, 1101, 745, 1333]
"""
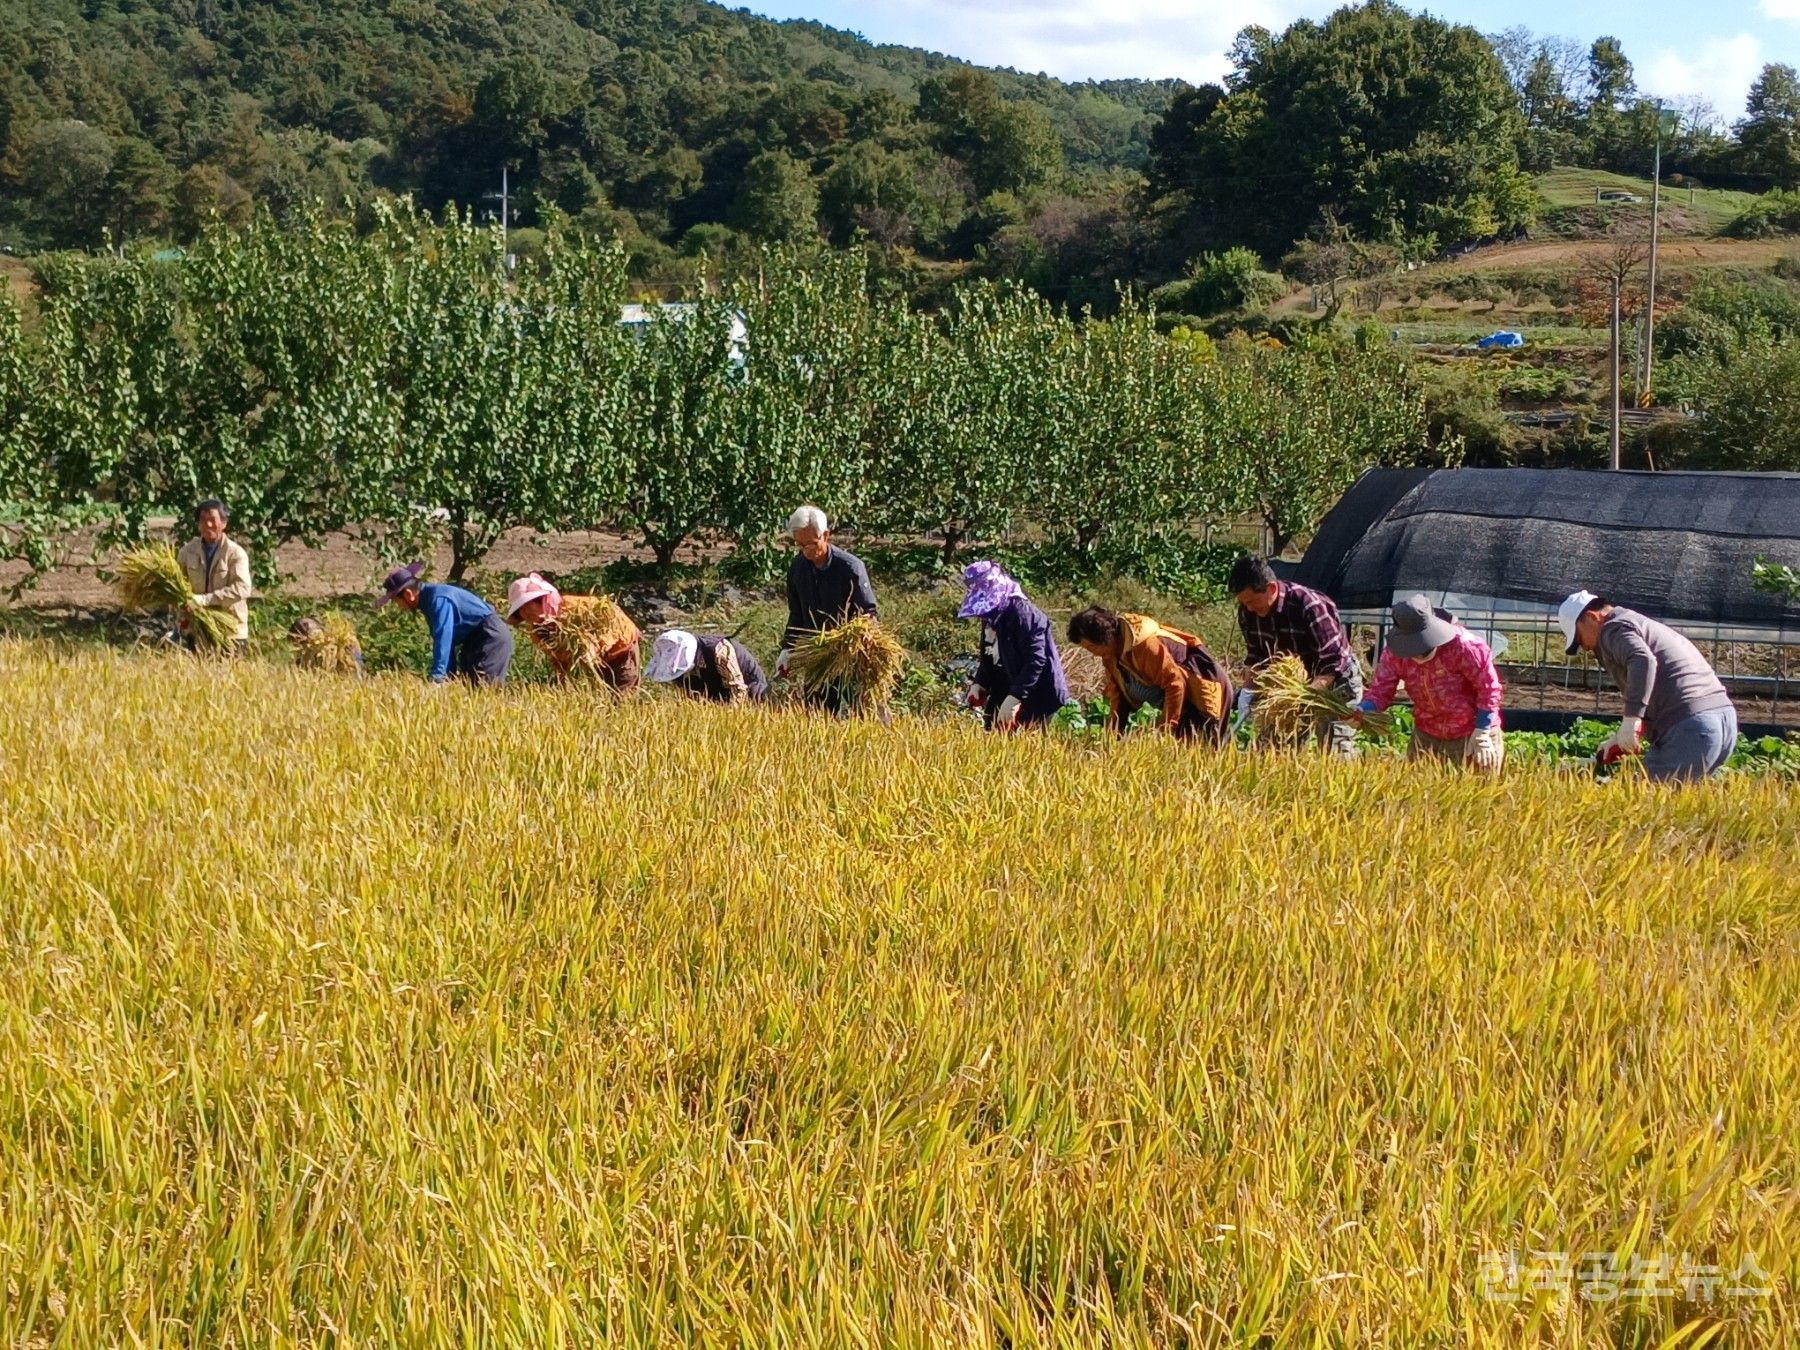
[2, 642, 1796, 1344]
[1536, 168, 1762, 235]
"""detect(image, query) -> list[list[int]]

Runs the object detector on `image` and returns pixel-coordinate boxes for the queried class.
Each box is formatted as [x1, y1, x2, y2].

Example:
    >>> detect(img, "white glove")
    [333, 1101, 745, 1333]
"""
[1233, 688, 1254, 721]
[994, 695, 1021, 730]
[1467, 725, 1504, 773]
[1600, 716, 1643, 758]
[775, 649, 792, 679]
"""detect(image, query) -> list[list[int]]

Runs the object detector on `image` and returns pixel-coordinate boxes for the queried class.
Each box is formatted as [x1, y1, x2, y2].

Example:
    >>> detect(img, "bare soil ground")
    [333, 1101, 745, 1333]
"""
[1427, 237, 1792, 276]
[0, 523, 713, 611]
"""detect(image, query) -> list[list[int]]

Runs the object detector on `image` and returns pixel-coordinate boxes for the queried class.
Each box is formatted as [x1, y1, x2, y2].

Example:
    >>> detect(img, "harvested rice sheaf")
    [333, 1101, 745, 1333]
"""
[292, 614, 362, 674]
[790, 616, 905, 713]
[533, 596, 638, 676]
[1254, 651, 1390, 746]
[115, 545, 238, 651]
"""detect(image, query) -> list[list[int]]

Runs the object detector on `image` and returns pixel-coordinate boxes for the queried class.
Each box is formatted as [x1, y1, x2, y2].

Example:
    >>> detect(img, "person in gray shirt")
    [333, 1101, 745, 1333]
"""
[1558, 590, 1738, 782]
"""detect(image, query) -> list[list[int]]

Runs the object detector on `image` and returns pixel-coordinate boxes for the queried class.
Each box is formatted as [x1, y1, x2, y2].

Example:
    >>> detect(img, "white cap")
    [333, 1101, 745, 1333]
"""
[1557, 590, 1600, 655]
[644, 629, 699, 683]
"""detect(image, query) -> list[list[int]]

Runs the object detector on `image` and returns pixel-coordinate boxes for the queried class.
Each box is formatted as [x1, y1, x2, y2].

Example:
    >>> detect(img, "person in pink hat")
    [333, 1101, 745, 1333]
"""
[504, 573, 642, 691]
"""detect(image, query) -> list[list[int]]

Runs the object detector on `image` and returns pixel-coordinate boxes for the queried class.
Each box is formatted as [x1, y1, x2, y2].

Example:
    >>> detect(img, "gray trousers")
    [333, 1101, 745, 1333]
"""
[1644, 706, 1738, 783]
[1317, 670, 1363, 759]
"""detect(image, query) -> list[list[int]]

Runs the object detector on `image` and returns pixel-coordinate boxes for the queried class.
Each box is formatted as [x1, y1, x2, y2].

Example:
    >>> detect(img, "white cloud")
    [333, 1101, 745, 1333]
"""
[1760, 0, 1800, 21]
[770, 0, 1311, 84]
[1640, 34, 1765, 120]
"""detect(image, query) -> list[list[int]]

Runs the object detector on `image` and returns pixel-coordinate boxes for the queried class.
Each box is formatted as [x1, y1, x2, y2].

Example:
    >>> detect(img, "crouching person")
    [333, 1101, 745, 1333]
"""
[379, 562, 513, 686]
[1066, 606, 1233, 742]
[1357, 595, 1504, 773]
[644, 629, 768, 704]
[1559, 590, 1738, 783]
[959, 561, 1069, 731]
[505, 573, 641, 693]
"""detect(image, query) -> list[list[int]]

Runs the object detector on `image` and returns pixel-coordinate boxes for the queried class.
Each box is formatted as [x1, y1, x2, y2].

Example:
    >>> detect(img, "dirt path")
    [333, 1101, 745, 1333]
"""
[1430, 237, 1791, 275]
[0, 523, 714, 610]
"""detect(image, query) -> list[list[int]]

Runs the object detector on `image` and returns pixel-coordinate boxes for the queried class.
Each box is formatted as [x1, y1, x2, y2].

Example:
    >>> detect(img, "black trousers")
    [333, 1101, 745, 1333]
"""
[453, 614, 514, 686]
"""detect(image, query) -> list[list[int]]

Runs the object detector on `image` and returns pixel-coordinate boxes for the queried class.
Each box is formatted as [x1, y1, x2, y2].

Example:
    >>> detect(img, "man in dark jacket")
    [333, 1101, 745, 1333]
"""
[959, 560, 1069, 729]
[644, 629, 769, 704]
[777, 505, 878, 709]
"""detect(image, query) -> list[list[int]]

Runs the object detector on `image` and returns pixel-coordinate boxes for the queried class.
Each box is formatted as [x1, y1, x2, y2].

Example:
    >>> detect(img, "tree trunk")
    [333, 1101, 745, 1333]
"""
[1265, 514, 1294, 558]
[941, 525, 963, 564]
[447, 510, 471, 583]
[651, 537, 681, 588]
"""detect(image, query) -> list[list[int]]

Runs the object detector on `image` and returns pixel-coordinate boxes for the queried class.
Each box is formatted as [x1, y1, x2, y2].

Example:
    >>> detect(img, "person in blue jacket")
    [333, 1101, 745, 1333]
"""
[958, 560, 1070, 730]
[377, 562, 514, 686]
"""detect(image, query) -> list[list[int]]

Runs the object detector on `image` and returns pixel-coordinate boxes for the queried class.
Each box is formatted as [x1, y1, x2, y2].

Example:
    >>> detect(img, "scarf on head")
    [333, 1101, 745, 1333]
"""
[958, 560, 1023, 620]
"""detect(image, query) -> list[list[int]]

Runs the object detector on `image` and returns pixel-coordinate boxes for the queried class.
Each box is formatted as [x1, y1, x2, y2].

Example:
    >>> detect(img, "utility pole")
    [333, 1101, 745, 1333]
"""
[482, 166, 514, 272]
[1639, 107, 1680, 408]
[1609, 274, 1622, 470]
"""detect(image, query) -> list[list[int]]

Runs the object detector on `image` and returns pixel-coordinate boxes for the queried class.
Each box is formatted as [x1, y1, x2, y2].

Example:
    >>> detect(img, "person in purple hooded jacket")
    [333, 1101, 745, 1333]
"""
[959, 561, 1070, 730]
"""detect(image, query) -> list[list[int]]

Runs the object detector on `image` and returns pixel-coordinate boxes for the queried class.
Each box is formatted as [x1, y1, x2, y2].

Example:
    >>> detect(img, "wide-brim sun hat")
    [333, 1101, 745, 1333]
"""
[504, 572, 561, 620]
[1386, 593, 1457, 659]
[375, 561, 426, 606]
[644, 629, 699, 683]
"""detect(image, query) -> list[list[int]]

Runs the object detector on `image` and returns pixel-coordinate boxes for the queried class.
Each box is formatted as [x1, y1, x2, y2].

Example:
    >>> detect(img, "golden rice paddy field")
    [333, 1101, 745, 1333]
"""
[1, 642, 1796, 1346]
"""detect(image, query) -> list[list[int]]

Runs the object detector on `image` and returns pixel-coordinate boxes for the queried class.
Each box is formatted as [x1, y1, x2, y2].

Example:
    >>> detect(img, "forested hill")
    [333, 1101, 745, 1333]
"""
[0, 0, 1176, 255]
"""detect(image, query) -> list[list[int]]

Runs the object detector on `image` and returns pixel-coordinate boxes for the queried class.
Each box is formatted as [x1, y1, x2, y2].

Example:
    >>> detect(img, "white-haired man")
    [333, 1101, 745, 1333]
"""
[778, 506, 878, 706]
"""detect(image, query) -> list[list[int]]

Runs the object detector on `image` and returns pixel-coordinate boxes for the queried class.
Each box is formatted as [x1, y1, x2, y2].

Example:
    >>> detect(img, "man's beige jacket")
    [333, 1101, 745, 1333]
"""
[176, 535, 253, 641]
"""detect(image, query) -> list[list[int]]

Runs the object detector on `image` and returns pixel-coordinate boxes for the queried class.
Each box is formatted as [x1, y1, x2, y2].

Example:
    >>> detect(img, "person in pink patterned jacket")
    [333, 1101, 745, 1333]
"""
[1356, 595, 1505, 774]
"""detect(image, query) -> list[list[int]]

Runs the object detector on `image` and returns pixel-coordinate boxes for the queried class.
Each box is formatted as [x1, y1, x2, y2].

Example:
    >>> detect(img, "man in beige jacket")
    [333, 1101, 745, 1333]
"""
[175, 499, 253, 651]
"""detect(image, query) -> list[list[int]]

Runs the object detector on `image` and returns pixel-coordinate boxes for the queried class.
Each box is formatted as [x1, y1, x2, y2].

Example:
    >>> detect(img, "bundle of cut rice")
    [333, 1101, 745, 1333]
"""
[292, 614, 362, 673]
[790, 616, 906, 714]
[1253, 652, 1391, 747]
[116, 545, 237, 651]
[1060, 643, 1106, 701]
[533, 595, 638, 676]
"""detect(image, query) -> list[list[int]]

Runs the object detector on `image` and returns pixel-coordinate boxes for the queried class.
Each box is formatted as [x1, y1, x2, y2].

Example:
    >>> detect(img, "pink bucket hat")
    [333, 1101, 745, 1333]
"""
[504, 572, 562, 621]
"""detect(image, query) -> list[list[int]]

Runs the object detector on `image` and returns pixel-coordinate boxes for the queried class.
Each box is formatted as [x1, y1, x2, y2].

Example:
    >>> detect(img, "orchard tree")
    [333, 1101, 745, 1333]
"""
[1220, 339, 1455, 554]
[32, 253, 192, 548]
[725, 248, 887, 569]
[608, 299, 747, 579]
[178, 209, 407, 579]
[1035, 298, 1209, 562]
[0, 296, 73, 587]
[866, 285, 1059, 561]
[380, 207, 630, 580]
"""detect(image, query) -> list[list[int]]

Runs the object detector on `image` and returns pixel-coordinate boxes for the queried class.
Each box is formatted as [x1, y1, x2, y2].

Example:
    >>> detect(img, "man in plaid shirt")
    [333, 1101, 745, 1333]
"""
[1229, 555, 1363, 756]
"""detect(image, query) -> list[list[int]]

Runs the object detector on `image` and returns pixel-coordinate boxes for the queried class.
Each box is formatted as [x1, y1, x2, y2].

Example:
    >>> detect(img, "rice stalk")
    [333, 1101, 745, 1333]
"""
[1254, 651, 1390, 746]
[292, 614, 362, 673]
[0, 641, 1794, 1346]
[532, 595, 637, 677]
[114, 544, 238, 650]
[789, 616, 905, 713]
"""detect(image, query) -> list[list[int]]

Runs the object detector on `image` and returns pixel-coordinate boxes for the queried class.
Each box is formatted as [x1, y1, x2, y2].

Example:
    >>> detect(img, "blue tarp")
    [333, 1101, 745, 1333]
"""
[1476, 331, 1525, 349]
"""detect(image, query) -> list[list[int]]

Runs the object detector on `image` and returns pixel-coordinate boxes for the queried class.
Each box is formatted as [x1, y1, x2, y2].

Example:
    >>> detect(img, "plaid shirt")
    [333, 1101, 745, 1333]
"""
[1366, 628, 1503, 740]
[1239, 582, 1358, 684]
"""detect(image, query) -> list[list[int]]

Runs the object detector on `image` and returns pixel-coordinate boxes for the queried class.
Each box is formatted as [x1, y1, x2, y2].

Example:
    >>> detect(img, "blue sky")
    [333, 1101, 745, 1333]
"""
[744, 0, 1800, 126]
